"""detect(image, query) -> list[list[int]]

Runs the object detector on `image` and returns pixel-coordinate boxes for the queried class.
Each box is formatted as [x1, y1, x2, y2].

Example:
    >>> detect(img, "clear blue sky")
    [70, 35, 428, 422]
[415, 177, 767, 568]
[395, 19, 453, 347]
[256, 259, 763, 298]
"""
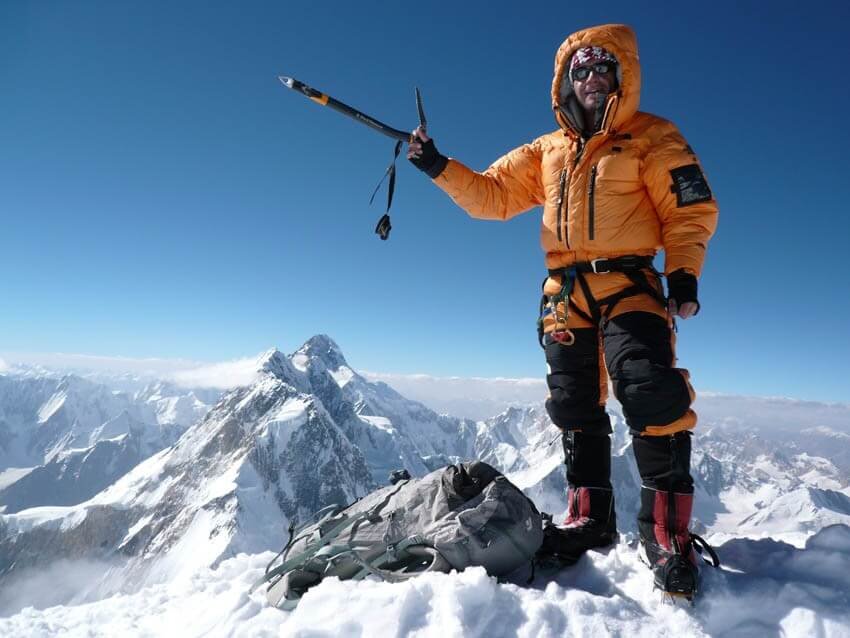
[2, 1, 849, 402]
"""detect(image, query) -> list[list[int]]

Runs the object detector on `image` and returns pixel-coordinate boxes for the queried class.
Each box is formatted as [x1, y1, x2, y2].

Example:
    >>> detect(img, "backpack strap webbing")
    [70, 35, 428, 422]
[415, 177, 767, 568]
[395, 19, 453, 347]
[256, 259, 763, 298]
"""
[254, 479, 412, 593]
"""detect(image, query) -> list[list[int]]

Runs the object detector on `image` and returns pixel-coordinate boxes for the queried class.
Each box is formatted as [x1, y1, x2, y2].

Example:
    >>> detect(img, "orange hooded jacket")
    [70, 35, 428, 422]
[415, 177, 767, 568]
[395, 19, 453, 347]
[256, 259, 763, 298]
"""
[431, 24, 718, 280]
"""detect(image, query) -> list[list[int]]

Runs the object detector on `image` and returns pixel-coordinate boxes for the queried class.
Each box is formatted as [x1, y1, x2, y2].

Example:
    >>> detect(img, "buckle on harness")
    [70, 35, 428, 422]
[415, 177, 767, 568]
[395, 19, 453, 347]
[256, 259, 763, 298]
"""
[590, 258, 610, 274]
[591, 256, 647, 274]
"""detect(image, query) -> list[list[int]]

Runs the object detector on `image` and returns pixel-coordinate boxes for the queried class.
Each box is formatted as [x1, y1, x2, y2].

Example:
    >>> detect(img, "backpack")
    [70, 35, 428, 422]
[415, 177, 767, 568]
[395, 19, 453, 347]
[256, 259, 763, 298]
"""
[254, 461, 544, 609]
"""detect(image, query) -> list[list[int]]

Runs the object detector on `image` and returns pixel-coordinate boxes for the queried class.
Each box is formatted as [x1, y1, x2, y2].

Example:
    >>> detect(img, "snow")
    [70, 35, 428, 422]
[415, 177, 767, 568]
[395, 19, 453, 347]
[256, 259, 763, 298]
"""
[290, 353, 309, 372]
[0, 502, 93, 536]
[794, 453, 845, 490]
[506, 436, 562, 491]
[706, 481, 850, 549]
[144, 508, 233, 585]
[489, 442, 521, 471]
[36, 390, 66, 423]
[93, 447, 174, 508]
[3, 526, 850, 637]
[201, 459, 242, 503]
[0, 467, 35, 491]
[122, 513, 155, 545]
[258, 397, 309, 451]
[328, 365, 355, 388]
[227, 461, 290, 556]
[802, 426, 850, 442]
[4, 344, 850, 635]
[360, 414, 396, 434]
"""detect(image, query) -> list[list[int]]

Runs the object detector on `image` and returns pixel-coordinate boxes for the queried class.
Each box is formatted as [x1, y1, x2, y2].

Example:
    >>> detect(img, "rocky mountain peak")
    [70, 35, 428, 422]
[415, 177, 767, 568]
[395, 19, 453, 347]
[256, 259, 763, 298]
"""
[255, 348, 290, 376]
[295, 335, 348, 370]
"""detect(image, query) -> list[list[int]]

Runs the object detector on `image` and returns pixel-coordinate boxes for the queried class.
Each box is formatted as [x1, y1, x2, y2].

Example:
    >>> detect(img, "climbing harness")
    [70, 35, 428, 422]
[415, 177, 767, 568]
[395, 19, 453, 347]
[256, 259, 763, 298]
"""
[538, 255, 667, 348]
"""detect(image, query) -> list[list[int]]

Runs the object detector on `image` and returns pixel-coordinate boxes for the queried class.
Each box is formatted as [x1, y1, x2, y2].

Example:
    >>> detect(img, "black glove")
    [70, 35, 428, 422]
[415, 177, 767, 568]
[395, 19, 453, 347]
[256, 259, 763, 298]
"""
[666, 269, 700, 314]
[409, 137, 448, 179]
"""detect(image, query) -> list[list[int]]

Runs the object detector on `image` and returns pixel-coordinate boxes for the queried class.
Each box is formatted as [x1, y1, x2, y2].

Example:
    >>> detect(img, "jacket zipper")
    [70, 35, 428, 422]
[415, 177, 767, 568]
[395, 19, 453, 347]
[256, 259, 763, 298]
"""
[573, 139, 587, 167]
[556, 168, 568, 245]
[556, 139, 587, 247]
[588, 164, 598, 241]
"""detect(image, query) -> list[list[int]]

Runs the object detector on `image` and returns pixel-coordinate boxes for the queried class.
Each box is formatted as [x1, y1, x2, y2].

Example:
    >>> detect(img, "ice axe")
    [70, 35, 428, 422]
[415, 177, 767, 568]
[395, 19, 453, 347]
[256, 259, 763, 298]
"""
[279, 76, 427, 240]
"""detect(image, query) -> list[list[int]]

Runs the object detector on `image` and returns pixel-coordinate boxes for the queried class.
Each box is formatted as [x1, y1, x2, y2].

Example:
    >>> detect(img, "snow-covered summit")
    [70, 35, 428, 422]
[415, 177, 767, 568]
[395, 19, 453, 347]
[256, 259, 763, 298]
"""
[294, 334, 348, 370]
[253, 347, 308, 391]
[0, 339, 382, 596]
[0, 337, 502, 602]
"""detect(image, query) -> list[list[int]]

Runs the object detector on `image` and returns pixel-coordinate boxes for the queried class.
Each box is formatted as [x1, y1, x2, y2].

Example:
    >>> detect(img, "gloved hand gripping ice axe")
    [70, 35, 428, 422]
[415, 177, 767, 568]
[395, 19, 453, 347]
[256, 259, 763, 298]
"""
[278, 76, 427, 240]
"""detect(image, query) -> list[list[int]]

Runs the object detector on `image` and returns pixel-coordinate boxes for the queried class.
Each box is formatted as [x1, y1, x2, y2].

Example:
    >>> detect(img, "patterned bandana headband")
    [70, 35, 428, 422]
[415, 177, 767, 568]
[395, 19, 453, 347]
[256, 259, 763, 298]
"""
[570, 46, 618, 71]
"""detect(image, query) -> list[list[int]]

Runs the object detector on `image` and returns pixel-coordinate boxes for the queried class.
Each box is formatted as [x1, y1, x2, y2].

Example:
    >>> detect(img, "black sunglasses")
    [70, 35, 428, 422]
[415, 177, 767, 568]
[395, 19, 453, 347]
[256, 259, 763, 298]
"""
[570, 61, 616, 81]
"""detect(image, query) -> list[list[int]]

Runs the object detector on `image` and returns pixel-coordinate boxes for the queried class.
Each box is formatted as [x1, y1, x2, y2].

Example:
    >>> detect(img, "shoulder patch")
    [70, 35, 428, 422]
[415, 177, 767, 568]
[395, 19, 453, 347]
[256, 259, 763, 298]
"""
[669, 164, 712, 207]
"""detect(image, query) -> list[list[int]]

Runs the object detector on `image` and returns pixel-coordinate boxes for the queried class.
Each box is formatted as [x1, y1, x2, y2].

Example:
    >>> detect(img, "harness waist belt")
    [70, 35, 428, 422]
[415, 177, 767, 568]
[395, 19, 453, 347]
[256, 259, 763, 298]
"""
[548, 255, 656, 276]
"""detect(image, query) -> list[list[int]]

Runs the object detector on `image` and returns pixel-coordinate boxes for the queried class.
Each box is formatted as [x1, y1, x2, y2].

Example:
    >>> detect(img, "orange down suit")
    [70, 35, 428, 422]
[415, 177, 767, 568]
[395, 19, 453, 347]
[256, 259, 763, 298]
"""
[431, 24, 718, 436]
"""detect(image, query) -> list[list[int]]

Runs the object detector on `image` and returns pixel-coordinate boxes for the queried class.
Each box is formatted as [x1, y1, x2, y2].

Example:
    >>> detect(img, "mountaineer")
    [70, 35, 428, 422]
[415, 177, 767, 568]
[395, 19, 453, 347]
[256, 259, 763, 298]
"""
[408, 23, 718, 598]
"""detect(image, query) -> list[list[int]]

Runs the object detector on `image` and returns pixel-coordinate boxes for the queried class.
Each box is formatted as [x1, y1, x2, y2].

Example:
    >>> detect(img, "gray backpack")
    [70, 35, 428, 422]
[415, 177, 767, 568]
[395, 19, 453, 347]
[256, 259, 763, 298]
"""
[254, 461, 544, 609]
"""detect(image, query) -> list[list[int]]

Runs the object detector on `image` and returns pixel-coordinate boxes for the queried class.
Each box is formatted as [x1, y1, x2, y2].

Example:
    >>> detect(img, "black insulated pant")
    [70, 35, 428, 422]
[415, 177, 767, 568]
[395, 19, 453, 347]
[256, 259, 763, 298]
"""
[545, 311, 691, 436]
[546, 310, 696, 493]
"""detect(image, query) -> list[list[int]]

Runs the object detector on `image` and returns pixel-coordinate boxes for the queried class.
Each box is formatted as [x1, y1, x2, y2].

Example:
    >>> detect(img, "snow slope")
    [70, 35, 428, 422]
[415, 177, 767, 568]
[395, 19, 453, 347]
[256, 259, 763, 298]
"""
[0, 349, 374, 594]
[2, 524, 848, 637]
[0, 370, 217, 511]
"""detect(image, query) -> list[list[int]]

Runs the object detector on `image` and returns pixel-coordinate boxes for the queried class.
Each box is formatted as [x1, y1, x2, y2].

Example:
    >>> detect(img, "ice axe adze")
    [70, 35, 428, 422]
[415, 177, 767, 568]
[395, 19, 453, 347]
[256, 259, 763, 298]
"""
[279, 76, 427, 240]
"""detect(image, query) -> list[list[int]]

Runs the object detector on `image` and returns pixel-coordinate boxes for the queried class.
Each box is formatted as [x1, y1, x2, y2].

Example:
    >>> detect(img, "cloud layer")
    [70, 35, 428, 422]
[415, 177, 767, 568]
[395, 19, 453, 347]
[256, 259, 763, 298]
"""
[4, 351, 848, 423]
[167, 357, 262, 390]
[0, 351, 262, 390]
[360, 371, 547, 420]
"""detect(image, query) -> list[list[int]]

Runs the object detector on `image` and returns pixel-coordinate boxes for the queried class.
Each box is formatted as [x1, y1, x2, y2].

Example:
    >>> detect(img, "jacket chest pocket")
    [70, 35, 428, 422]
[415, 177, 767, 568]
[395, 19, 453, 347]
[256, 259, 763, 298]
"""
[587, 151, 643, 241]
[595, 151, 641, 191]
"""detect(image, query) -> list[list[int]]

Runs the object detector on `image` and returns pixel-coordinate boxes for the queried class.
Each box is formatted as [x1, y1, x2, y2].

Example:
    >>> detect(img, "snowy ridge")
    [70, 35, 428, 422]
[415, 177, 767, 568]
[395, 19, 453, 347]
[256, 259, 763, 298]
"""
[0, 341, 376, 595]
[294, 336, 481, 483]
[0, 372, 217, 512]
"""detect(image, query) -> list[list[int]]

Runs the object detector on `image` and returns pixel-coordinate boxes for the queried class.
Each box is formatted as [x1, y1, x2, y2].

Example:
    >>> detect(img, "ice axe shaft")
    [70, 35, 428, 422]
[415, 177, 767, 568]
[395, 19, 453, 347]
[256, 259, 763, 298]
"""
[278, 75, 413, 142]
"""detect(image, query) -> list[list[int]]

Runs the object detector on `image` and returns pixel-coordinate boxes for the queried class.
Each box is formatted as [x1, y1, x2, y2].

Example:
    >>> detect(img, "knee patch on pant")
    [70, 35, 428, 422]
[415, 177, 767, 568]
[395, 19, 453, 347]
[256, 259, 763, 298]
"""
[613, 360, 691, 430]
[604, 312, 692, 433]
[545, 328, 611, 434]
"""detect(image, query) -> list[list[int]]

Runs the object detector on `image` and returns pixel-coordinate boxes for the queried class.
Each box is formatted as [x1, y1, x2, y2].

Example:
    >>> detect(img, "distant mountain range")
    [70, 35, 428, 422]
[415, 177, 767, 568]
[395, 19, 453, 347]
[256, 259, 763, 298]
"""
[1, 335, 848, 612]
